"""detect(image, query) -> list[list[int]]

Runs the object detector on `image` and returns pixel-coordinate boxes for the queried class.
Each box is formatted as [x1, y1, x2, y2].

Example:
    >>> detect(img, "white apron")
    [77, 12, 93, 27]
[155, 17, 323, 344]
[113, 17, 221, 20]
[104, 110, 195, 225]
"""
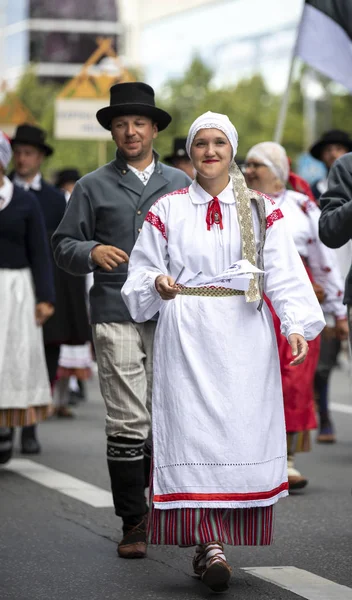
[0, 268, 51, 409]
[122, 181, 325, 510]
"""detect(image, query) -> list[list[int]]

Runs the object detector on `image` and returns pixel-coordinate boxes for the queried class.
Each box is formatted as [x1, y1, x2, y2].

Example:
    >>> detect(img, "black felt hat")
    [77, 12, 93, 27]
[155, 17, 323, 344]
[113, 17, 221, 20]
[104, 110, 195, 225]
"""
[96, 82, 172, 132]
[55, 168, 81, 188]
[310, 129, 352, 160]
[11, 123, 53, 156]
[164, 138, 190, 164]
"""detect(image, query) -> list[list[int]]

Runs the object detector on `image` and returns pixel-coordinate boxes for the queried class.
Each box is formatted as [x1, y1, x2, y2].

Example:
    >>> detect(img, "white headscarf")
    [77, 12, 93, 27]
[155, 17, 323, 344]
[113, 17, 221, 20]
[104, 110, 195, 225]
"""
[246, 141, 289, 184]
[0, 131, 12, 170]
[186, 111, 238, 161]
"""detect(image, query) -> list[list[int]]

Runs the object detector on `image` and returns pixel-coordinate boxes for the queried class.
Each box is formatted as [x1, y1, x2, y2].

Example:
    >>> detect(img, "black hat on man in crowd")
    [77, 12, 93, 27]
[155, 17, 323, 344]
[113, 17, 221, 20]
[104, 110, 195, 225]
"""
[55, 169, 81, 189]
[310, 129, 352, 161]
[11, 123, 54, 156]
[96, 82, 172, 132]
[164, 138, 190, 165]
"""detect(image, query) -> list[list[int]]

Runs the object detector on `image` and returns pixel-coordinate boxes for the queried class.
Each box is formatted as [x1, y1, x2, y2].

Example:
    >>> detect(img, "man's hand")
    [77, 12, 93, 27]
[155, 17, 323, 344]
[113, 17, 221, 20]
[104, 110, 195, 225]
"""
[155, 275, 179, 300]
[91, 245, 129, 271]
[35, 303, 54, 326]
[288, 333, 309, 366]
[336, 318, 349, 341]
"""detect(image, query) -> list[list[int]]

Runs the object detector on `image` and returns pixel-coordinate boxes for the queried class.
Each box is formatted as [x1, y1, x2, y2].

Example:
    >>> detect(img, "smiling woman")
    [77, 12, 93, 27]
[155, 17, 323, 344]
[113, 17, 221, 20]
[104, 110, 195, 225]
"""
[121, 112, 325, 593]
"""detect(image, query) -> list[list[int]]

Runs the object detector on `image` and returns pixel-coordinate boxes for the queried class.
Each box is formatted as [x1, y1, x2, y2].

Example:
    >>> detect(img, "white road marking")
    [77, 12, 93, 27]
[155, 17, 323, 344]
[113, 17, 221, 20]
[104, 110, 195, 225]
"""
[330, 402, 352, 415]
[3, 459, 114, 508]
[242, 566, 352, 599]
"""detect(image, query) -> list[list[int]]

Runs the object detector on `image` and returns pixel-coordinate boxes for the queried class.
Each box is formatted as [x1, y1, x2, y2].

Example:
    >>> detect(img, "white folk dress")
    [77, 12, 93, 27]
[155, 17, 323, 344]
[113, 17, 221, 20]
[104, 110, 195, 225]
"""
[273, 189, 345, 319]
[122, 179, 325, 545]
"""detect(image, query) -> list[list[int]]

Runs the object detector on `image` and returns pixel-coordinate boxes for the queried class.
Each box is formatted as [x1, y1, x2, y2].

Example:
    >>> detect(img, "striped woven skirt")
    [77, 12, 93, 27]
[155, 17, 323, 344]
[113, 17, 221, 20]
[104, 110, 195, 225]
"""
[148, 469, 275, 547]
[148, 505, 274, 546]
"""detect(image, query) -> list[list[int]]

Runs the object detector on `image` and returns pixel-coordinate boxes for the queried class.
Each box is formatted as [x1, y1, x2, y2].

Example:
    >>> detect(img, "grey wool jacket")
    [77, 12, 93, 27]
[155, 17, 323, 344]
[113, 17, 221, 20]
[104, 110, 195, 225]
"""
[319, 152, 352, 304]
[52, 151, 191, 324]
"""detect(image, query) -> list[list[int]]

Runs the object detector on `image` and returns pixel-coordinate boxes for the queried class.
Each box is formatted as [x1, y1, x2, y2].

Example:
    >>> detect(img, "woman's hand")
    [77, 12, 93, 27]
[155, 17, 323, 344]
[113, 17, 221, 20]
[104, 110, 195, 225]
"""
[155, 275, 179, 300]
[288, 333, 309, 366]
[35, 302, 55, 326]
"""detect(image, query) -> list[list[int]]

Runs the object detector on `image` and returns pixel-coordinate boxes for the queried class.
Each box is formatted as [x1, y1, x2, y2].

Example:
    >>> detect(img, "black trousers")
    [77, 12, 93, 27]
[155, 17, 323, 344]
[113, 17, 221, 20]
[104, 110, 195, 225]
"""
[44, 344, 61, 385]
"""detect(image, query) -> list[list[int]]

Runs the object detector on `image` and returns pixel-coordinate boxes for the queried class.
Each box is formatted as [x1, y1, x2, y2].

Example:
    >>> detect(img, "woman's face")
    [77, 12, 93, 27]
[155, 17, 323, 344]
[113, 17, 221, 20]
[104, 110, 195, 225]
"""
[190, 128, 232, 180]
[244, 158, 281, 194]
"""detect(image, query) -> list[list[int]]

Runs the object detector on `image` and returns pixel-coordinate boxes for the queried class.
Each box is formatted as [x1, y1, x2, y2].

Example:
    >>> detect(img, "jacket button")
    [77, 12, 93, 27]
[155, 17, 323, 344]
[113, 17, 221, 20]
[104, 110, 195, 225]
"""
[137, 210, 142, 215]
[122, 169, 127, 174]
[138, 228, 142, 233]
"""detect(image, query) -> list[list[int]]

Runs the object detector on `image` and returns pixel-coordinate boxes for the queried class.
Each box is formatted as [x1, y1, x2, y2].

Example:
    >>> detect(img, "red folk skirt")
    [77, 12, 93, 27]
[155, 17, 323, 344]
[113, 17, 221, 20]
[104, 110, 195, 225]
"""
[267, 258, 321, 434]
[271, 308, 320, 433]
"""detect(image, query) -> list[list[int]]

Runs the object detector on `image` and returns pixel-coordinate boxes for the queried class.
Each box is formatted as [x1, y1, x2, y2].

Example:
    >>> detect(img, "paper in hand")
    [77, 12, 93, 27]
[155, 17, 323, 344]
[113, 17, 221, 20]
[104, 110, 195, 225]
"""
[181, 260, 264, 292]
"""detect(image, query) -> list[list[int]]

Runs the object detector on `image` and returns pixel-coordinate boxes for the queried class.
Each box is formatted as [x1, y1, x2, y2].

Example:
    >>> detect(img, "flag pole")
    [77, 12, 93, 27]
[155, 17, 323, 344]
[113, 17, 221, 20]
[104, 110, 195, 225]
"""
[273, 55, 296, 143]
[274, 4, 305, 143]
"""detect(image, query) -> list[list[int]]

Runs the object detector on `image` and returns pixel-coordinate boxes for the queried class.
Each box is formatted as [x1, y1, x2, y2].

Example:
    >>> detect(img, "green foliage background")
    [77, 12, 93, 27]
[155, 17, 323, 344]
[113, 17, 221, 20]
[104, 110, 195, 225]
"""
[9, 58, 352, 180]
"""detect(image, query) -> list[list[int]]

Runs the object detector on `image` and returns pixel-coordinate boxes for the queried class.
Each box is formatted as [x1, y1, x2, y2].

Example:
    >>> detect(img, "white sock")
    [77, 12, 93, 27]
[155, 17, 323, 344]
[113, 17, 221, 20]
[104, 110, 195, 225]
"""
[196, 543, 226, 568]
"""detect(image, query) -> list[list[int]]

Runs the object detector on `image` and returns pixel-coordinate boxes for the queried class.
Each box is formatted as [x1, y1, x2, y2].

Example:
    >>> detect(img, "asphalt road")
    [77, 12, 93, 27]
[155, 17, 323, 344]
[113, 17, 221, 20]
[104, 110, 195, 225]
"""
[1, 365, 352, 600]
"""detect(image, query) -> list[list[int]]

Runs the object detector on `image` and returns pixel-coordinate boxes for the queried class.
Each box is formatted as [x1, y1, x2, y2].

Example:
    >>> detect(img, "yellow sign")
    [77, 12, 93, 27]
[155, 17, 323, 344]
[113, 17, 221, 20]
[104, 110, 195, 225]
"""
[55, 38, 135, 140]
[0, 93, 36, 136]
[57, 37, 135, 100]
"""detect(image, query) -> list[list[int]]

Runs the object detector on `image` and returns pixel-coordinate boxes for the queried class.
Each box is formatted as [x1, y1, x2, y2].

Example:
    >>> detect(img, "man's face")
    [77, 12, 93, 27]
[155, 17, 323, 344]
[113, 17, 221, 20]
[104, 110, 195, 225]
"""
[320, 143, 348, 169]
[13, 144, 45, 179]
[111, 115, 157, 163]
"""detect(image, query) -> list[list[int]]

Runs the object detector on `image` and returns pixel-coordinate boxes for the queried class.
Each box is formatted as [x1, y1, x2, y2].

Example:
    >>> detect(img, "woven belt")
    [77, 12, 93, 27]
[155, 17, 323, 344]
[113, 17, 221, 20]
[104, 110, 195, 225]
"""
[177, 285, 245, 297]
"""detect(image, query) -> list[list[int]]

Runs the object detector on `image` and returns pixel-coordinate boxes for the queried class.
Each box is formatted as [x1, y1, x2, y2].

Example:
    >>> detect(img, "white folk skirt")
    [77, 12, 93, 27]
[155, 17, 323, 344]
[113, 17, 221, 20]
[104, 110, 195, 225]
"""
[0, 269, 52, 426]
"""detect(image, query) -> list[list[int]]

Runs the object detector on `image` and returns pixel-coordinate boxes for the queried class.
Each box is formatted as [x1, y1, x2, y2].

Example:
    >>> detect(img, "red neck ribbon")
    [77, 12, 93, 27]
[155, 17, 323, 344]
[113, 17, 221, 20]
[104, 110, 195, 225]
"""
[206, 197, 223, 230]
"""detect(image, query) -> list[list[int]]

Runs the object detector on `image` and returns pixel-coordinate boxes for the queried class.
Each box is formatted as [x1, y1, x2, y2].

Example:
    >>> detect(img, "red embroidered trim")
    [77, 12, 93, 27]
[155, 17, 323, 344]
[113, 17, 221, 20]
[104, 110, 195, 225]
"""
[153, 481, 288, 503]
[153, 186, 189, 207]
[145, 211, 167, 240]
[266, 208, 284, 229]
[250, 189, 277, 205]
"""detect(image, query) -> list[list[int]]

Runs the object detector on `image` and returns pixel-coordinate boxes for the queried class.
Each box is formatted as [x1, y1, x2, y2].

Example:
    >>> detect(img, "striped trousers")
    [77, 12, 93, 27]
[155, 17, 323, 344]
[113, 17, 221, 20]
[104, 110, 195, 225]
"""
[92, 321, 155, 439]
[92, 321, 155, 521]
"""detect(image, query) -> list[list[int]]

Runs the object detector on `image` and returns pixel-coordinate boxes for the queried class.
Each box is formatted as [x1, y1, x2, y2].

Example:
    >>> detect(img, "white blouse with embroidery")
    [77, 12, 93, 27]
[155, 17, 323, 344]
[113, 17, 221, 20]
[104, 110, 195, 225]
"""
[121, 180, 325, 511]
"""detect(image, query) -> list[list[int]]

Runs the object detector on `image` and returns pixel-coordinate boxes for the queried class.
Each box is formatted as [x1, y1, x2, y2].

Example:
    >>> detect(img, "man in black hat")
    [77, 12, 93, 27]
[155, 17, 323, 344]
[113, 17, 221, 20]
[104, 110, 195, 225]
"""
[55, 168, 81, 201]
[52, 82, 191, 559]
[310, 129, 352, 200]
[11, 124, 67, 454]
[309, 130, 351, 444]
[164, 137, 195, 179]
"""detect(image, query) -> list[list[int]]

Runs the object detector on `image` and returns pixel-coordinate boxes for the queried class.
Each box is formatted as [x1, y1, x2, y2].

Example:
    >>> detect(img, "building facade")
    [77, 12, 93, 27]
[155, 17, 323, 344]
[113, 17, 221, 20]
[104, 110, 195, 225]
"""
[1, 0, 121, 87]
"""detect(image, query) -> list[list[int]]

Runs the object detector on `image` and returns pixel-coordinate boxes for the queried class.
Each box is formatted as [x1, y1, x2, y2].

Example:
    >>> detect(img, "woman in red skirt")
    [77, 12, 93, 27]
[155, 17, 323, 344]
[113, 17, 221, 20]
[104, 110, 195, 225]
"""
[245, 142, 346, 490]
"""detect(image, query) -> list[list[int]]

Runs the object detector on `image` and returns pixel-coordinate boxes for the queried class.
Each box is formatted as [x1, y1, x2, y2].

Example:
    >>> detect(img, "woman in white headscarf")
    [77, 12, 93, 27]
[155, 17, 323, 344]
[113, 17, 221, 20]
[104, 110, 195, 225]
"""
[122, 114, 324, 593]
[0, 131, 54, 463]
[245, 142, 347, 490]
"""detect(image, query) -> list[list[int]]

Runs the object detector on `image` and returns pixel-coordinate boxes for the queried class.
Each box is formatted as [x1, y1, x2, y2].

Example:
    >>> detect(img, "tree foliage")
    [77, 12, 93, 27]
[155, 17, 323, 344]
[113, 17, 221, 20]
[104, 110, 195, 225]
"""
[7, 58, 352, 179]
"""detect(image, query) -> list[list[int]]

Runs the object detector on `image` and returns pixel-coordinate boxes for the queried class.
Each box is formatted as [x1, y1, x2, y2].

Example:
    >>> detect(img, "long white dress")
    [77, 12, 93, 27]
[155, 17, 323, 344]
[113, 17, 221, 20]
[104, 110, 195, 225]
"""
[122, 179, 325, 512]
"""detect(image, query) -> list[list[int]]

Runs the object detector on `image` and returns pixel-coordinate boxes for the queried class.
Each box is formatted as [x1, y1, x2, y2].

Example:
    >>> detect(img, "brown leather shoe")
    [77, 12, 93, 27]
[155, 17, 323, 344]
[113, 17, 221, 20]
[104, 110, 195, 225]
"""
[117, 516, 147, 559]
[288, 474, 308, 490]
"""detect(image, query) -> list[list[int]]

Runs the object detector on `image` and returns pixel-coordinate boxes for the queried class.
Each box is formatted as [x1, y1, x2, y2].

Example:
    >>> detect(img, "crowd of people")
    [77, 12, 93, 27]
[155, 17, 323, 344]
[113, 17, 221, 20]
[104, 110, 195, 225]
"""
[1, 79, 351, 594]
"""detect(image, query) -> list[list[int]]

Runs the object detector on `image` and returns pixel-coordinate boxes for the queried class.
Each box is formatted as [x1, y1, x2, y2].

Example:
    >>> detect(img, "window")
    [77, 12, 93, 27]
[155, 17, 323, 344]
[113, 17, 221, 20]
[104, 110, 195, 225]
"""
[29, 31, 118, 63]
[29, 0, 118, 21]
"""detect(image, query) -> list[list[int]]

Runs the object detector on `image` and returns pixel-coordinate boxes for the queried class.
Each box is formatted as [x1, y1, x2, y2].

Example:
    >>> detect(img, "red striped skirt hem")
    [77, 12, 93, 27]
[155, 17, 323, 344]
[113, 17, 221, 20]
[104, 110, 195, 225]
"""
[0, 405, 53, 427]
[148, 505, 275, 546]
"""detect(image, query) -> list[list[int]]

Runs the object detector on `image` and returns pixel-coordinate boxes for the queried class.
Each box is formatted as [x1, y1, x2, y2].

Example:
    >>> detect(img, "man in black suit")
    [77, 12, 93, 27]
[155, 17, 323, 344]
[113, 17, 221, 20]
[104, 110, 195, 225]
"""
[10, 124, 67, 453]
